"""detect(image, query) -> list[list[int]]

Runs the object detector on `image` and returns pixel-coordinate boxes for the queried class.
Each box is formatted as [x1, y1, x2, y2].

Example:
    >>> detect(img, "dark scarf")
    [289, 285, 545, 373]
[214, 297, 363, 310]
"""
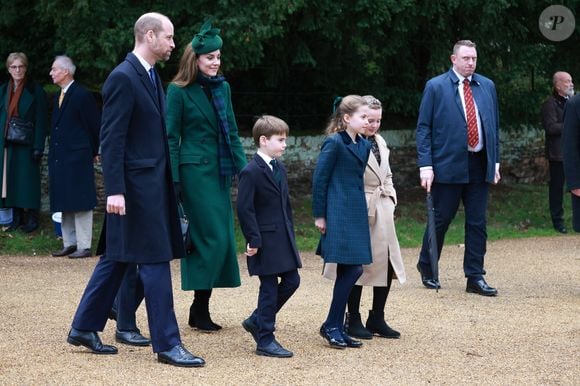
[368, 135, 381, 165]
[197, 73, 238, 180]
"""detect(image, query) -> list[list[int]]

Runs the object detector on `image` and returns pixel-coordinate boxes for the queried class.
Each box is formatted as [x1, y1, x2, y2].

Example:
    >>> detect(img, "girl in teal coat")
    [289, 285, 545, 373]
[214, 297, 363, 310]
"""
[0, 52, 48, 233]
[167, 22, 247, 332]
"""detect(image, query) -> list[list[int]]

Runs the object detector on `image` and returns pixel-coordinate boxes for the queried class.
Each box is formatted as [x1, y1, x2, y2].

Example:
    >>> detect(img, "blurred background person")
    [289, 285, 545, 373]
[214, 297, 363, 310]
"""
[541, 71, 574, 234]
[0, 52, 48, 233]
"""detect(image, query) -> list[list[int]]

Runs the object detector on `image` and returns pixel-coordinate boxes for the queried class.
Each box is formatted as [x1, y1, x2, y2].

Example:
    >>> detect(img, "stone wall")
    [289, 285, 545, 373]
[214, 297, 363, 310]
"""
[39, 126, 549, 212]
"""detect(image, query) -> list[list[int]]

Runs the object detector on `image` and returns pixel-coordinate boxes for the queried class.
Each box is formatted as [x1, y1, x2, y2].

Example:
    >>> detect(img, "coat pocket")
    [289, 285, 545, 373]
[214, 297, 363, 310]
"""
[179, 155, 202, 165]
[259, 224, 277, 232]
[125, 158, 157, 170]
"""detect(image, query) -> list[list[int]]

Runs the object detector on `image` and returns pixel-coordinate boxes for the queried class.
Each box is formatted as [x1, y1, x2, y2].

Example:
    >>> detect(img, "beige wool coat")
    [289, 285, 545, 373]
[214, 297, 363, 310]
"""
[323, 133, 406, 285]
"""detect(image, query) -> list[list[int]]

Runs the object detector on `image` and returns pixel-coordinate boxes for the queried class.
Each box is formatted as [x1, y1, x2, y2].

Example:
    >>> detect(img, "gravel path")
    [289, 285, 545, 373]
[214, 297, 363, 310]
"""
[0, 236, 578, 385]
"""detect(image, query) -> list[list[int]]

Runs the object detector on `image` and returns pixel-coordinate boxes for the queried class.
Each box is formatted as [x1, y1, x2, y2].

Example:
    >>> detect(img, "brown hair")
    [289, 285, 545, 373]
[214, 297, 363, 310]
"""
[452, 40, 476, 55]
[171, 44, 199, 87]
[134, 12, 168, 42]
[6, 52, 28, 69]
[325, 95, 368, 135]
[252, 115, 289, 147]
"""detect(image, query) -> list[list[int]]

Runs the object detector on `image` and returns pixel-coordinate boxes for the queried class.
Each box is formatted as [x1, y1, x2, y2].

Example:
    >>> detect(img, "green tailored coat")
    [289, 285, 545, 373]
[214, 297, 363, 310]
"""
[0, 80, 48, 209]
[167, 81, 247, 290]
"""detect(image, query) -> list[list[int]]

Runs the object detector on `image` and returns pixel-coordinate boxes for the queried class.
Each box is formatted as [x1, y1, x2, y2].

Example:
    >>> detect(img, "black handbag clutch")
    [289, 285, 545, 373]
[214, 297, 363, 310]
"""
[177, 201, 194, 255]
[6, 117, 34, 145]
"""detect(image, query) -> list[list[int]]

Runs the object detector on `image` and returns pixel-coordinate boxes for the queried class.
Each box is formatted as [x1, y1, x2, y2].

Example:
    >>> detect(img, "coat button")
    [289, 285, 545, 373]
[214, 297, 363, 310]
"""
[203, 158, 208, 164]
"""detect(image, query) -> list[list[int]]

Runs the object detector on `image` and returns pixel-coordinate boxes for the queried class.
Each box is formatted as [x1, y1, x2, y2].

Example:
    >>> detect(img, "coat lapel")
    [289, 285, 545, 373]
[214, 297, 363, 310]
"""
[53, 82, 78, 125]
[126, 53, 161, 114]
[254, 154, 280, 191]
[188, 84, 218, 128]
[339, 131, 367, 165]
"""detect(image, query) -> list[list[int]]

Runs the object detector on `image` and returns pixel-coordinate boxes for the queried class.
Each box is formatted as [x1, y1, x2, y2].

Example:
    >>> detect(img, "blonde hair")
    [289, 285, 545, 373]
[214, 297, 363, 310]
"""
[252, 115, 289, 147]
[452, 40, 476, 55]
[171, 44, 199, 87]
[6, 52, 28, 69]
[362, 95, 382, 110]
[325, 95, 368, 135]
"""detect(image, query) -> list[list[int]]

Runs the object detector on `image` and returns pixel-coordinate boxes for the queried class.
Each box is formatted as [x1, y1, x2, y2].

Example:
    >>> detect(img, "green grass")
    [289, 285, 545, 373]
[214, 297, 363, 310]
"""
[0, 183, 573, 256]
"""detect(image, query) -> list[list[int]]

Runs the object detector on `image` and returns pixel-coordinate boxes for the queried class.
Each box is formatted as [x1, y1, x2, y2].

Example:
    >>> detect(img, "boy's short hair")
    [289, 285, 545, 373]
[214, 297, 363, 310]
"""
[252, 115, 289, 147]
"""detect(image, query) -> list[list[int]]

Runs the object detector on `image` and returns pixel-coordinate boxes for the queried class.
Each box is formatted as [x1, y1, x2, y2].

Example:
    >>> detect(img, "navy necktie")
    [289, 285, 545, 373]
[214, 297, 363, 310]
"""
[270, 159, 281, 184]
[148, 67, 157, 91]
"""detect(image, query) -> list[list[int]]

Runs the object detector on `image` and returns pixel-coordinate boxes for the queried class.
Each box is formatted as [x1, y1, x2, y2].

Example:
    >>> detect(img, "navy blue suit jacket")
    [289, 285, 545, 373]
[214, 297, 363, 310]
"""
[98, 53, 183, 263]
[416, 69, 500, 183]
[49, 81, 100, 212]
[237, 154, 302, 276]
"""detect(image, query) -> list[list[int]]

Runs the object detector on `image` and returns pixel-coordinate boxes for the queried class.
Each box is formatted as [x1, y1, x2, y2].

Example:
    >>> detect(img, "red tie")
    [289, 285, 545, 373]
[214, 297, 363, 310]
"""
[463, 79, 479, 148]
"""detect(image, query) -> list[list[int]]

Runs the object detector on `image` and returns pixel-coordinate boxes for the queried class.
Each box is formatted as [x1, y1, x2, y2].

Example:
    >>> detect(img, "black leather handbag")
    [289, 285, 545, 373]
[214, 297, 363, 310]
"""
[6, 117, 34, 145]
[177, 201, 194, 255]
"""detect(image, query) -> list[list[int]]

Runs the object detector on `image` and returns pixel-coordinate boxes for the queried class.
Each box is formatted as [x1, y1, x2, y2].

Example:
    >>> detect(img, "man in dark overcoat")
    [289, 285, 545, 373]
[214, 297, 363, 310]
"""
[49, 55, 100, 258]
[562, 94, 580, 233]
[66, 12, 204, 367]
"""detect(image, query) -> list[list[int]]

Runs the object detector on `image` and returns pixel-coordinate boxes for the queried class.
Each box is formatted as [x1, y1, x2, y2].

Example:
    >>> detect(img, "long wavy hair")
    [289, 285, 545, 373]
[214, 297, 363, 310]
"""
[171, 43, 199, 87]
[324, 95, 368, 135]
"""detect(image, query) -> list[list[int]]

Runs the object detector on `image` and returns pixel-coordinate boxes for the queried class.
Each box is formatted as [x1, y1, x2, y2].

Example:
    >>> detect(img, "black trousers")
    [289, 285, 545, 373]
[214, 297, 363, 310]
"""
[548, 160, 566, 227]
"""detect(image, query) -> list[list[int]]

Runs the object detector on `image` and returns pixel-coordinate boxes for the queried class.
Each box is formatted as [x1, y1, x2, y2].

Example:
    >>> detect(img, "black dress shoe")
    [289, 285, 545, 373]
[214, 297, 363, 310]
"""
[157, 344, 205, 367]
[340, 331, 363, 348]
[52, 245, 77, 257]
[115, 330, 151, 346]
[67, 328, 118, 354]
[466, 279, 498, 296]
[69, 248, 92, 259]
[256, 340, 293, 358]
[319, 325, 347, 349]
[554, 225, 568, 234]
[416, 263, 441, 289]
[242, 317, 259, 343]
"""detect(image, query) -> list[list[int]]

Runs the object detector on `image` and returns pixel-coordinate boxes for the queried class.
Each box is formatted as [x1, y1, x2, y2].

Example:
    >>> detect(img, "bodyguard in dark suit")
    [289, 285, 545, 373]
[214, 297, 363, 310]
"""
[562, 95, 580, 232]
[67, 12, 204, 367]
[48, 56, 100, 259]
[416, 40, 500, 296]
[237, 115, 301, 358]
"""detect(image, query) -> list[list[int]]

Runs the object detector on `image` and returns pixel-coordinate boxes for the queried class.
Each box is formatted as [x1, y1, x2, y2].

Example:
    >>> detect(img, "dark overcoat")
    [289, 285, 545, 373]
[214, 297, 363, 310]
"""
[237, 154, 302, 276]
[563, 95, 580, 191]
[98, 53, 184, 263]
[166, 81, 246, 289]
[48, 81, 100, 212]
[312, 131, 372, 265]
[0, 80, 48, 208]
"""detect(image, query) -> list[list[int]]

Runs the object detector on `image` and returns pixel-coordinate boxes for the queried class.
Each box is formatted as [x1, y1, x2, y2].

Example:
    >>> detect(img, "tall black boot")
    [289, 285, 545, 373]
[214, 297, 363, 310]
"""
[191, 290, 222, 332]
[345, 312, 373, 339]
[5, 208, 23, 232]
[366, 310, 400, 339]
[21, 208, 39, 233]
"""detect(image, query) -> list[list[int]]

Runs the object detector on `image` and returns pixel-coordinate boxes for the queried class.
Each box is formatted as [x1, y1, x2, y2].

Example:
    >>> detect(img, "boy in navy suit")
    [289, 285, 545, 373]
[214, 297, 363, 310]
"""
[237, 115, 302, 358]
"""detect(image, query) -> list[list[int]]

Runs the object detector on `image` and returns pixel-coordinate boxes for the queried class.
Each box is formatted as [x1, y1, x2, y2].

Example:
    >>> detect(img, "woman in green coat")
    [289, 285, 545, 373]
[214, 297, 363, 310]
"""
[0, 52, 48, 233]
[167, 22, 247, 332]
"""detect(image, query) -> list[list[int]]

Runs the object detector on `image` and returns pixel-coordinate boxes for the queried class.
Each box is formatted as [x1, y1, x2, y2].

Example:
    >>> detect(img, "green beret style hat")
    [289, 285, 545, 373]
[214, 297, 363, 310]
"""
[191, 20, 223, 55]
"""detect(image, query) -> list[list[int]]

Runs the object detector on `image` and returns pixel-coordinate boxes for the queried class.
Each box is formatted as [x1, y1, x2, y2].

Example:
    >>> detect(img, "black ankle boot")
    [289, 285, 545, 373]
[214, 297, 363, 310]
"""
[366, 310, 400, 339]
[192, 292, 222, 332]
[344, 312, 372, 339]
[20, 209, 39, 233]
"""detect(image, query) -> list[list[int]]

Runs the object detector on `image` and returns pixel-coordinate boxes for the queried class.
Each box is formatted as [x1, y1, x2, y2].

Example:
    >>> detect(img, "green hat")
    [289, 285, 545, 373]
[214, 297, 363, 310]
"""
[191, 20, 223, 55]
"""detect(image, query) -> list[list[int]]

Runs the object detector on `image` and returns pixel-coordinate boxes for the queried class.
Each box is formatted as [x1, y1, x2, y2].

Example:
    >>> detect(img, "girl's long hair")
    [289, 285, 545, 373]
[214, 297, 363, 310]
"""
[324, 95, 368, 135]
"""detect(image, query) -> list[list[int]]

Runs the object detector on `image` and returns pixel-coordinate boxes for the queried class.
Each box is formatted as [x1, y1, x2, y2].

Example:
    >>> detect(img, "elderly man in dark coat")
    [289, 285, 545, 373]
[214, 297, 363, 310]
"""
[49, 55, 100, 258]
[66, 12, 204, 367]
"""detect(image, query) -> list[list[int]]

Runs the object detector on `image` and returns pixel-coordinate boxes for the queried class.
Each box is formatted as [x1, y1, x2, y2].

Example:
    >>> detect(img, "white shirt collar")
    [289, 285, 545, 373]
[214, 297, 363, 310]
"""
[452, 68, 472, 84]
[257, 150, 275, 169]
[61, 79, 74, 93]
[132, 51, 154, 72]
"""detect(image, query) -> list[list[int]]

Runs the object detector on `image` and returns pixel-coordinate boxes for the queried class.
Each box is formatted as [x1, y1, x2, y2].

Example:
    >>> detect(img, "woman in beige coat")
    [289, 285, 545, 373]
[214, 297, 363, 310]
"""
[323, 95, 406, 339]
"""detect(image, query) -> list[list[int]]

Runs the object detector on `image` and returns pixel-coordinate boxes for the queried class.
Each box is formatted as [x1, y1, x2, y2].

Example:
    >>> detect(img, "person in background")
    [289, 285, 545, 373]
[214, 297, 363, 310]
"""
[49, 55, 100, 258]
[0, 52, 48, 233]
[541, 71, 574, 234]
[313, 95, 372, 349]
[324, 95, 406, 340]
[167, 21, 246, 332]
[416, 40, 501, 296]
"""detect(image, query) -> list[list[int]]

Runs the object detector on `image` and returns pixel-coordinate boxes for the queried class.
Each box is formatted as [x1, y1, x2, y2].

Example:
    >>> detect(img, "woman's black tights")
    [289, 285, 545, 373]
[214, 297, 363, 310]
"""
[324, 263, 363, 329]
